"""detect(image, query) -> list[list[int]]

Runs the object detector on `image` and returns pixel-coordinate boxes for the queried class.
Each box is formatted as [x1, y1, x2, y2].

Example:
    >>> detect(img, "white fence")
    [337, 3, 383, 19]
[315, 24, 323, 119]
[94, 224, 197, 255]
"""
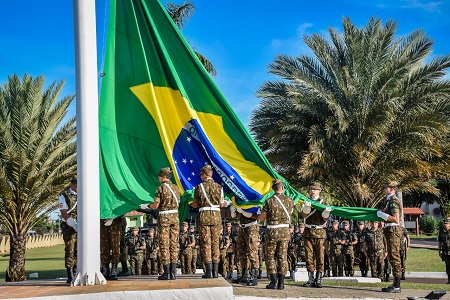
[0, 234, 64, 253]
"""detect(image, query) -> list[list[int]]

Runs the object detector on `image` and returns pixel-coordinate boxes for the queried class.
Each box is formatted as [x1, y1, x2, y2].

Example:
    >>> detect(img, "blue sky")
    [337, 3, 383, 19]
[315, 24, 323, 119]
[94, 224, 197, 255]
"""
[1, 0, 449, 127]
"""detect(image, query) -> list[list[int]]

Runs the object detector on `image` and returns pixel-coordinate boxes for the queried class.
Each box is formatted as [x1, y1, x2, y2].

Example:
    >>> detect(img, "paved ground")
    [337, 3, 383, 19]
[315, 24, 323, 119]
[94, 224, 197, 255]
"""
[410, 238, 438, 250]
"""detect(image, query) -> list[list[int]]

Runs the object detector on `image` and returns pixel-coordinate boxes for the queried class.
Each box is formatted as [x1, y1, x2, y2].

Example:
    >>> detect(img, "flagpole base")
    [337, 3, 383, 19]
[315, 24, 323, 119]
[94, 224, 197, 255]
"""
[72, 271, 107, 286]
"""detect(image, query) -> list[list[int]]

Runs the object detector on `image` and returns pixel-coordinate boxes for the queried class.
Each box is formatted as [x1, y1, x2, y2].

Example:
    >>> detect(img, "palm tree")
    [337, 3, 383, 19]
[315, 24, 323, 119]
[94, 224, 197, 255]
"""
[251, 17, 450, 208]
[166, 0, 217, 76]
[0, 74, 76, 281]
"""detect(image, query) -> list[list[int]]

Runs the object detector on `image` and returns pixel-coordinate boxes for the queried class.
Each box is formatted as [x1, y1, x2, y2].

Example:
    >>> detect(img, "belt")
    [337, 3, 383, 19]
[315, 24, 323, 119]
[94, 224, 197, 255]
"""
[266, 224, 289, 229]
[240, 221, 258, 228]
[384, 223, 399, 227]
[159, 209, 178, 215]
[199, 206, 221, 212]
[305, 224, 324, 229]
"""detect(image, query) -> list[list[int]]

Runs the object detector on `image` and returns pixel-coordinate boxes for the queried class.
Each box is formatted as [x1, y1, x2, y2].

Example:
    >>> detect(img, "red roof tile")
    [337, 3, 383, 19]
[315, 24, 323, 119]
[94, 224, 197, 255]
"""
[403, 207, 425, 215]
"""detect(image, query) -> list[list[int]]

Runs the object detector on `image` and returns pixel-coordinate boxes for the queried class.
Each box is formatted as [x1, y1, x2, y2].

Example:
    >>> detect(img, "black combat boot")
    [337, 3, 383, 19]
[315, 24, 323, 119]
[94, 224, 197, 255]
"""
[326, 269, 330, 278]
[384, 273, 390, 282]
[381, 276, 401, 293]
[401, 271, 406, 280]
[66, 267, 74, 284]
[257, 269, 262, 279]
[158, 264, 170, 280]
[109, 264, 118, 280]
[277, 274, 285, 290]
[266, 273, 277, 289]
[117, 261, 129, 277]
[202, 263, 212, 278]
[231, 269, 246, 284]
[212, 262, 219, 278]
[314, 272, 323, 288]
[303, 271, 315, 287]
[247, 269, 258, 286]
[239, 269, 249, 284]
[170, 263, 177, 280]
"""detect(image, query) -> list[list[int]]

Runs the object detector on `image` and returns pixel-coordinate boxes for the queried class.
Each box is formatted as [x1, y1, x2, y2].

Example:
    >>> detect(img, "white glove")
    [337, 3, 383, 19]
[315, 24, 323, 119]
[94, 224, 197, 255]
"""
[104, 218, 114, 226]
[321, 207, 332, 218]
[139, 203, 149, 210]
[236, 207, 244, 214]
[241, 210, 253, 218]
[66, 217, 78, 232]
[302, 201, 312, 214]
[230, 205, 237, 218]
[377, 210, 389, 221]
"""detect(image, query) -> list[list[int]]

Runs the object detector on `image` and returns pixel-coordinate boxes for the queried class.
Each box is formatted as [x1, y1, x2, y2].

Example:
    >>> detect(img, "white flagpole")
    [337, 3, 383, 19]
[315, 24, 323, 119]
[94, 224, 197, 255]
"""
[72, 0, 106, 285]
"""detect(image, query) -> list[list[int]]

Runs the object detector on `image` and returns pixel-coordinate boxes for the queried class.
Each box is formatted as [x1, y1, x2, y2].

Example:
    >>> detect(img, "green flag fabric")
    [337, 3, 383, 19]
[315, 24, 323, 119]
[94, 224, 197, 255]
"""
[98, 0, 382, 222]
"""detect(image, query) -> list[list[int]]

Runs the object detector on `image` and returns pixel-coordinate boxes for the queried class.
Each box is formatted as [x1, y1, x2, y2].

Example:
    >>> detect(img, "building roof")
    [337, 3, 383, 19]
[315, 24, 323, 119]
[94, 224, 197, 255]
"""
[125, 210, 145, 217]
[403, 207, 425, 215]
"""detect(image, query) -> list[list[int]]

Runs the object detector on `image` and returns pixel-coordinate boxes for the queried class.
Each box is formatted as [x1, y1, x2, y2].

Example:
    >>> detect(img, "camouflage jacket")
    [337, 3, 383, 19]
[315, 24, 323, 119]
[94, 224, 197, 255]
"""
[61, 189, 77, 219]
[400, 228, 409, 253]
[364, 228, 385, 255]
[145, 236, 158, 258]
[354, 228, 366, 253]
[194, 178, 223, 226]
[327, 229, 342, 254]
[225, 231, 234, 253]
[439, 228, 450, 255]
[304, 198, 327, 239]
[340, 229, 357, 255]
[261, 192, 293, 225]
[383, 195, 403, 233]
[295, 232, 305, 256]
[154, 181, 180, 224]
[179, 231, 191, 250]
[220, 233, 231, 250]
[127, 235, 145, 255]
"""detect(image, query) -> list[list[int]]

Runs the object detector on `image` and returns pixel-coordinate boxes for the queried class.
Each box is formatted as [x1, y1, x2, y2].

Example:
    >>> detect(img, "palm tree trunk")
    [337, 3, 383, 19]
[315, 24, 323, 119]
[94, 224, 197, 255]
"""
[6, 232, 27, 282]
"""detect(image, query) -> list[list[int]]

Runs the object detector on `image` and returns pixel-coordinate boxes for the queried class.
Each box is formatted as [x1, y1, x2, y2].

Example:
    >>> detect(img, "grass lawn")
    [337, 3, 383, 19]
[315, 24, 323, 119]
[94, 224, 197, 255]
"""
[0, 244, 66, 282]
[406, 248, 444, 272]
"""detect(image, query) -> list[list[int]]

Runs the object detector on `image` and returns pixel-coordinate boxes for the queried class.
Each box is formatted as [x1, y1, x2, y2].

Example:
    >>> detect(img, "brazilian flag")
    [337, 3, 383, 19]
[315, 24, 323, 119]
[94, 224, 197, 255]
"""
[99, 0, 380, 222]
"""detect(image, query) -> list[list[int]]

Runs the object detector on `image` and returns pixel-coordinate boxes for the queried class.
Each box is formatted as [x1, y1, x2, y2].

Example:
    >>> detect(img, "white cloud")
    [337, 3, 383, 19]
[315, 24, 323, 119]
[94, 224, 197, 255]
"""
[400, 0, 443, 12]
[267, 23, 314, 57]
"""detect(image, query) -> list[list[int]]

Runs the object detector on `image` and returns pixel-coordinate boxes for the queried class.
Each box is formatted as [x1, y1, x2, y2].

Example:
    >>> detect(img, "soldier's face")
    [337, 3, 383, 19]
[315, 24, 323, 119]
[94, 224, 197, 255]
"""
[344, 225, 349, 230]
[183, 225, 188, 231]
[372, 222, 379, 229]
[309, 188, 320, 197]
[132, 230, 138, 236]
[289, 228, 294, 233]
[332, 224, 338, 230]
[149, 231, 154, 237]
[445, 223, 450, 230]
[300, 227, 304, 233]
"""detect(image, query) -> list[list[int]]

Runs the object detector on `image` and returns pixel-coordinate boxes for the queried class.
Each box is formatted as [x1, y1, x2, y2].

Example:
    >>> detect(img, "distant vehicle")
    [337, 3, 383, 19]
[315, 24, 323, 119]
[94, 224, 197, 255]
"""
[27, 230, 38, 236]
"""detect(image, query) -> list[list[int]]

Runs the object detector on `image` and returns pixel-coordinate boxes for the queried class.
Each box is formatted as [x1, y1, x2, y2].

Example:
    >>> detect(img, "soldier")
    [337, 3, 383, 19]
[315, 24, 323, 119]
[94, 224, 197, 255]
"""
[376, 180, 404, 293]
[230, 202, 260, 286]
[117, 216, 129, 277]
[224, 222, 234, 279]
[219, 224, 231, 276]
[190, 224, 199, 274]
[145, 228, 159, 275]
[326, 220, 343, 277]
[179, 221, 194, 274]
[400, 227, 410, 280]
[100, 216, 122, 280]
[363, 221, 386, 280]
[301, 182, 332, 288]
[259, 179, 294, 290]
[354, 221, 368, 277]
[125, 226, 146, 275]
[190, 165, 225, 278]
[59, 176, 78, 284]
[231, 224, 241, 280]
[296, 223, 306, 263]
[438, 217, 450, 284]
[339, 220, 357, 276]
[287, 224, 297, 278]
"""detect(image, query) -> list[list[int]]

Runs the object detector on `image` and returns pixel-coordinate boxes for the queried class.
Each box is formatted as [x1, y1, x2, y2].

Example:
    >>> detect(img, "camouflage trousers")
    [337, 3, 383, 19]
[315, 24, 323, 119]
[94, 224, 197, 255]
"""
[443, 255, 450, 279]
[384, 226, 402, 278]
[368, 252, 385, 279]
[265, 227, 289, 275]
[100, 218, 121, 265]
[287, 250, 297, 272]
[146, 255, 159, 275]
[226, 251, 234, 274]
[356, 250, 369, 273]
[61, 222, 77, 268]
[237, 225, 260, 270]
[330, 250, 343, 276]
[219, 249, 228, 275]
[305, 237, 325, 272]
[129, 252, 143, 275]
[157, 217, 179, 265]
[384, 257, 391, 277]
[400, 250, 407, 273]
[191, 247, 198, 274]
[180, 248, 193, 274]
[343, 252, 354, 275]
[199, 223, 221, 263]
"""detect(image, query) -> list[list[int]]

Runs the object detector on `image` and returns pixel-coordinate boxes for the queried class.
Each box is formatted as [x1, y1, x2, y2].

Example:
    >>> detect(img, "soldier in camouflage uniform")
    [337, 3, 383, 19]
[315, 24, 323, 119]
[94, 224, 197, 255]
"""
[400, 227, 410, 280]
[259, 179, 294, 290]
[302, 182, 332, 288]
[190, 165, 225, 278]
[363, 221, 386, 280]
[354, 221, 369, 277]
[145, 228, 159, 275]
[339, 220, 357, 276]
[190, 225, 199, 274]
[287, 224, 297, 277]
[100, 216, 122, 280]
[142, 167, 181, 280]
[231, 224, 241, 279]
[257, 229, 264, 279]
[376, 181, 404, 293]
[219, 224, 231, 276]
[179, 221, 195, 274]
[326, 220, 343, 277]
[230, 202, 260, 286]
[59, 176, 78, 284]
[125, 226, 146, 275]
[295, 223, 306, 263]
[223, 222, 234, 279]
[438, 217, 450, 284]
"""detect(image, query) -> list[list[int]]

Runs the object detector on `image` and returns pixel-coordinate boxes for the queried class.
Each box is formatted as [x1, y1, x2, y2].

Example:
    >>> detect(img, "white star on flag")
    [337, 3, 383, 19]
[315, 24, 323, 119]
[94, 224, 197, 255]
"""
[182, 159, 187, 164]
[230, 175, 235, 180]
[187, 137, 192, 142]
[191, 172, 195, 176]
[190, 160, 193, 163]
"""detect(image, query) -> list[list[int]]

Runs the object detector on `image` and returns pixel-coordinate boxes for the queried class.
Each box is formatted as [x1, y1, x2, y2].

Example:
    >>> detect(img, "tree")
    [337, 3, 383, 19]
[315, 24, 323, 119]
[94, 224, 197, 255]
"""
[0, 74, 76, 281]
[165, 0, 217, 76]
[250, 17, 450, 208]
